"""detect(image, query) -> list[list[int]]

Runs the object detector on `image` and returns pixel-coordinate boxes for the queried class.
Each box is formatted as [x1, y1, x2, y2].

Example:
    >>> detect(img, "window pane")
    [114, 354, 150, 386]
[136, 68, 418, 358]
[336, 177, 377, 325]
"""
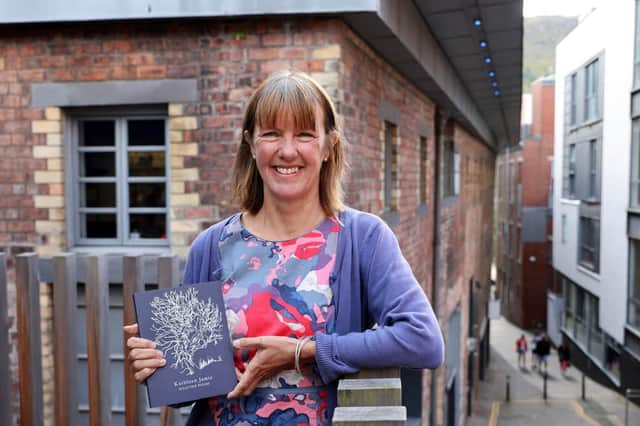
[128, 119, 165, 146]
[81, 152, 115, 177]
[82, 213, 117, 239]
[128, 151, 165, 177]
[80, 120, 115, 147]
[129, 214, 166, 239]
[129, 183, 166, 207]
[81, 183, 116, 208]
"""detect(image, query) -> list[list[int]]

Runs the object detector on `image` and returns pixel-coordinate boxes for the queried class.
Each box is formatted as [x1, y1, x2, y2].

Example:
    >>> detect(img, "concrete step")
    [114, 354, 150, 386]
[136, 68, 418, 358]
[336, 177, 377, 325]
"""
[338, 378, 402, 407]
[332, 406, 407, 425]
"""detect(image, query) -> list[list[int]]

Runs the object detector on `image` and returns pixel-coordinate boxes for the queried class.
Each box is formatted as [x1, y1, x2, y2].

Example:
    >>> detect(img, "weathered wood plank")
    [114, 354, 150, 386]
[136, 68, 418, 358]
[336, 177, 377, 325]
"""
[16, 253, 44, 426]
[53, 254, 79, 426]
[338, 378, 402, 407]
[345, 367, 401, 380]
[85, 255, 112, 426]
[157, 255, 183, 426]
[332, 406, 407, 425]
[123, 255, 148, 426]
[0, 253, 12, 426]
[38, 255, 186, 286]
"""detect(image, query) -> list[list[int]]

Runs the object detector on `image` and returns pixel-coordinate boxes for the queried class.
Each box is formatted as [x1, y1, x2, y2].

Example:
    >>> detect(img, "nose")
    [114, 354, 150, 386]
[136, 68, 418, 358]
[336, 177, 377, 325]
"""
[277, 132, 297, 159]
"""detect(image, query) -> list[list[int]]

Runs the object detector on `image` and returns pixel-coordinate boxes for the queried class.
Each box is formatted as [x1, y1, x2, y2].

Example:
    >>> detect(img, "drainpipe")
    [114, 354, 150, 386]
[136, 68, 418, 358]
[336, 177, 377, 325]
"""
[430, 109, 444, 426]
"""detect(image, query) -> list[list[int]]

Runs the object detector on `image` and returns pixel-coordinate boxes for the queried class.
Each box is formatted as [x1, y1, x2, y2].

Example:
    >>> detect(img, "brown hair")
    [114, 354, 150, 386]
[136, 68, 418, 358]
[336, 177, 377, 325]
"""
[232, 70, 345, 216]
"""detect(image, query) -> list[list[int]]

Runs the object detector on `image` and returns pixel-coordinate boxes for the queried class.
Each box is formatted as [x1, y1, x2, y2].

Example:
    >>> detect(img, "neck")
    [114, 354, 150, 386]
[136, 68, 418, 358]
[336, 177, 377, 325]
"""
[246, 199, 327, 241]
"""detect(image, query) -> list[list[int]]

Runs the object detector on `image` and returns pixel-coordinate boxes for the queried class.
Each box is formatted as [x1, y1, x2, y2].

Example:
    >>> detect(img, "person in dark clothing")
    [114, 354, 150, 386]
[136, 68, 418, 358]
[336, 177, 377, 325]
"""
[536, 335, 551, 374]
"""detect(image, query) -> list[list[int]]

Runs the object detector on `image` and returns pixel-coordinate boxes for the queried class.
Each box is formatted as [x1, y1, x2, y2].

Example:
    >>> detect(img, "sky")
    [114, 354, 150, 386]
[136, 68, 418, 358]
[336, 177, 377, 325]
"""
[523, 0, 603, 18]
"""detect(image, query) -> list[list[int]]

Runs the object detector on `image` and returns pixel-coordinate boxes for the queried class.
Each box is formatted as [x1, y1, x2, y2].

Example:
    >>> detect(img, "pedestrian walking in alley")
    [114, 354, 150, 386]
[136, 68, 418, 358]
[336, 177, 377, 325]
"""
[531, 328, 543, 370]
[558, 341, 570, 375]
[516, 334, 528, 369]
[536, 335, 551, 374]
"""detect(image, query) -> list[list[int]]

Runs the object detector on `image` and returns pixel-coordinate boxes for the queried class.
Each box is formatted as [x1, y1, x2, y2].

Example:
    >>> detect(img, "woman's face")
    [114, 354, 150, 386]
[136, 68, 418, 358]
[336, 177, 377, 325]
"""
[248, 106, 333, 208]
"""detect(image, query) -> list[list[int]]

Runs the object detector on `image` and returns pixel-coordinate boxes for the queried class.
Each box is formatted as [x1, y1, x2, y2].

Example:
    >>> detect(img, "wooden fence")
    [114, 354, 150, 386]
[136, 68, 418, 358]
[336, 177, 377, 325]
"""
[0, 252, 406, 426]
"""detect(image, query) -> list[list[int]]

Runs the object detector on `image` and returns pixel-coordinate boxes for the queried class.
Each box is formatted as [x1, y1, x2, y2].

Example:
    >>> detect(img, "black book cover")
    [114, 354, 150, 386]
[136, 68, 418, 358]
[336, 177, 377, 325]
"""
[133, 281, 237, 407]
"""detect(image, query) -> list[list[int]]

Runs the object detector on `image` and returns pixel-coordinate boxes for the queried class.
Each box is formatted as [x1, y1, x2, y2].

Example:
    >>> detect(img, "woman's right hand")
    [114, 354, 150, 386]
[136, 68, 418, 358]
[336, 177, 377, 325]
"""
[124, 323, 166, 383]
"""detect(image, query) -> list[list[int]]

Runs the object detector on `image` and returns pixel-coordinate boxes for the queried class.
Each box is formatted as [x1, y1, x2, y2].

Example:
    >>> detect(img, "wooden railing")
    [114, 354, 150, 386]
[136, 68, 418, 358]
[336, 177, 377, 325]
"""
[0, 252, 406, 425]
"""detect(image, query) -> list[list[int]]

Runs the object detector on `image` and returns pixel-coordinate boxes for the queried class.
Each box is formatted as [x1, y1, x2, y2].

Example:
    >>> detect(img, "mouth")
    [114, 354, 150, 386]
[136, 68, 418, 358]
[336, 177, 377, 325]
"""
[274, 166, 300, 175]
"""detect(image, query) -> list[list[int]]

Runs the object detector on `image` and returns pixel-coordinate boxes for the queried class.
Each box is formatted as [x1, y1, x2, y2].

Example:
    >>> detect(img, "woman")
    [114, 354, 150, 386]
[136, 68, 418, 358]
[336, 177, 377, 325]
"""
[125, 70, 444, 425]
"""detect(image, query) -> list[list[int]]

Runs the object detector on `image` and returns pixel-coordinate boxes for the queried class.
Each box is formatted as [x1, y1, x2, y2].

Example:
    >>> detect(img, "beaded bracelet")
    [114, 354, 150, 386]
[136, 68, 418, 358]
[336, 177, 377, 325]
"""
[294, 336, 313, 375]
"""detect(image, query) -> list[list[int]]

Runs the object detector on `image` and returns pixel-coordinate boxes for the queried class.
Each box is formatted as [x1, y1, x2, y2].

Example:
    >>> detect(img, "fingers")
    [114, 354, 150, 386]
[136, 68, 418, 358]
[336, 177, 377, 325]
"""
[134, 367, 157, 383]
[126, 336, 156, 350]
[123, 323, 139, 335]
[227, 369, 261, 399]
[233, 336, 263, 349]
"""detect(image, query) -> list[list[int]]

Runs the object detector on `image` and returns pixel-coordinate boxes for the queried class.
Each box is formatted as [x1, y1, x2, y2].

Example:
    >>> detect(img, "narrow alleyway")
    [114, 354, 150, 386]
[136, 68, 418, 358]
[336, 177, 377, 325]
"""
[469, 317, 640, 426]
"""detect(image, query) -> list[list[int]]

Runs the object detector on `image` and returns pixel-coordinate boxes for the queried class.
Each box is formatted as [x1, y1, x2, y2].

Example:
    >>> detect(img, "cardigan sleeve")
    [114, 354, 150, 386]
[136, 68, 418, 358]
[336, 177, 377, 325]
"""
[314, 219, 444, 384]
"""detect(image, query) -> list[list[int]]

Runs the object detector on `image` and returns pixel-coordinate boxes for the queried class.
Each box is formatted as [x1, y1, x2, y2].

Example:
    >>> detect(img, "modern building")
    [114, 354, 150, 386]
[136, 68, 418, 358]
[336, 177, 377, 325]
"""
[496, 76, 557, 331]
[553, 0, 640, 393]
[0, 1, 523, 424]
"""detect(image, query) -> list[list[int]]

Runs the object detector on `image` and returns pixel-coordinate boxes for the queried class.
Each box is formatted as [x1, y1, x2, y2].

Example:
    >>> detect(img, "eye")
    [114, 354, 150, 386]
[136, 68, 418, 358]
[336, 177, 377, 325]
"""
[297, 132, 316, 142]
[259, 131, 279, 141]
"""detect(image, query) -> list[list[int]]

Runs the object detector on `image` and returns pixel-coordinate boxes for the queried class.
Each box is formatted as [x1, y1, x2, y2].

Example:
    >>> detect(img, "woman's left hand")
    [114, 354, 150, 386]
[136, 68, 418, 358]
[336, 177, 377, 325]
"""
[227, 336, 297, 399]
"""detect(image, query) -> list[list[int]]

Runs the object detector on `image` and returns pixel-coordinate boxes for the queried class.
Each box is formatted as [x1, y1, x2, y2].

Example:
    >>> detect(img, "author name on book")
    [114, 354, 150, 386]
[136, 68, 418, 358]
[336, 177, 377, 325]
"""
[174, 375, 213, 392]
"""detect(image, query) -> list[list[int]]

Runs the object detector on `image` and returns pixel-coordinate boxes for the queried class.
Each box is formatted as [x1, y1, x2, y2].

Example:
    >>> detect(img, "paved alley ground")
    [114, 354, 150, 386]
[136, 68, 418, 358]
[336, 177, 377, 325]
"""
[468, 317, 640, 426]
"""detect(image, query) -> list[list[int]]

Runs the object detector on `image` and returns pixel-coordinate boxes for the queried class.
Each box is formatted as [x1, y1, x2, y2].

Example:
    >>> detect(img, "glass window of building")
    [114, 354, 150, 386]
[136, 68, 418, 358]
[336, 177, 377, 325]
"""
[584, 59, 599, 121]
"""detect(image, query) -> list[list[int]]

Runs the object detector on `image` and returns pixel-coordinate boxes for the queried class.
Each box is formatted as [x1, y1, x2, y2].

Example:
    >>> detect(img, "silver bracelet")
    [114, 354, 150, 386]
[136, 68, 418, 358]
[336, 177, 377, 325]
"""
[294, 336, 313, 376]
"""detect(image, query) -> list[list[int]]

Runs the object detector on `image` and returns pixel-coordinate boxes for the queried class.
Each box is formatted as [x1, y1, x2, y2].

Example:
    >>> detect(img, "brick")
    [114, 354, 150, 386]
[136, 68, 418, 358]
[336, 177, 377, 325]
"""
[44, 107, 61, 120]
[170, 220, 199, 232]
[35, 221, 65, 233]
[49, 208, 65, 221]
[34, 171, 63, 184]
[47, 158, 63, 171]
[49, 183, 64, 195]
[171, 181, 185, 194]
[169, 130, 183, 142]
[34, 195, 64, 208]
[169, 117, 198, 130]
[33, 145, 63, 158]
[136, 65, 167, 79]
[310, 72, 339, 88]
[170, 143, 198, 156]
[312, 45, 341, 59]
[168, 104, 184, 116]
[171, 168, 199, 181]
[46, 133, 62, 146]
[171, 193, 200, 206]
[171, 156, 184, 168]
[32, 120, 62, 134]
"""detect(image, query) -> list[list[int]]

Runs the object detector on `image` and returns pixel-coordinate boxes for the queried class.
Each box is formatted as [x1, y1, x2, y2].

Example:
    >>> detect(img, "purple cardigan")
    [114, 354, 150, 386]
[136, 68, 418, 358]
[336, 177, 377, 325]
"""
[183, 207, 444, 421]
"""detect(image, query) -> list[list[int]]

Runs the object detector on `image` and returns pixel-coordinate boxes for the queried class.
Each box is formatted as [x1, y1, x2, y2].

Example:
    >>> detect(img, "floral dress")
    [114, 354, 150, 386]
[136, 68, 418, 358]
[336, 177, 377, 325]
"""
[202, 215, 339, 425]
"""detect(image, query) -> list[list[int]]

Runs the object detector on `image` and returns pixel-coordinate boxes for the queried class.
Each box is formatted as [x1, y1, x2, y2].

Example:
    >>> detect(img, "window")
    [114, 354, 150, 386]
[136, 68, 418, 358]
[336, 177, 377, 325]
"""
[383, 121, 398, 211]
[568, 144, 577, 196]
[442, 140, 458, 197]
[563, 278, 575, 332]
[629, 239, 640, 330]
[419, 136, 428, 205]
[71, 113, 169, 246]
[579, 217, 600, 272]
[635, 0, 640, 86]
[632, 120, 640, 208]
[584, 59, 599, 121]
[589, 140, 598, 199]
[570, 73, 578, 125]
[508, 162, 515, 204]
[503, 223, 509, 256]
[561, 214, 567, 244]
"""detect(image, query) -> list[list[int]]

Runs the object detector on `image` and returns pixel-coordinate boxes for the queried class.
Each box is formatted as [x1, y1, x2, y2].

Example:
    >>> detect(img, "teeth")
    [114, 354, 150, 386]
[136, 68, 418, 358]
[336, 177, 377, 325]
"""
[276, 167, 298, 175]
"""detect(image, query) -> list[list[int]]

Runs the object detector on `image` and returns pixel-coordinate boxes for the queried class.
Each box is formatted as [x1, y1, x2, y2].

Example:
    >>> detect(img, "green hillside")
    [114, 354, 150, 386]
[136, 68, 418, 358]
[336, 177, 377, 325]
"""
[523, 16, 578, 92]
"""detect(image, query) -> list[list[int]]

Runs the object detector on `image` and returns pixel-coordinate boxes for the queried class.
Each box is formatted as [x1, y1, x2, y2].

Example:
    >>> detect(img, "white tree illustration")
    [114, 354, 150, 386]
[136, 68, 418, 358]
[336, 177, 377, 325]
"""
[150, 287, 224, 376]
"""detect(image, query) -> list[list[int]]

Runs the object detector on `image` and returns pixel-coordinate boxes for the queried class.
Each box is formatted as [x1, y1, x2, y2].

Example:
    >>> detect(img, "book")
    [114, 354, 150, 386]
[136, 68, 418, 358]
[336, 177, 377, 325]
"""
[133, 281, 237, 407]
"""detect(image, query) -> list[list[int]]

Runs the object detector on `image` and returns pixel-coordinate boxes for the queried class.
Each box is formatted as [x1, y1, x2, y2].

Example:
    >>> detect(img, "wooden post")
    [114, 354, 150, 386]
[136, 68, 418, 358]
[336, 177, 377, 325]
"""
[85, 255, 112, 426]
[52, 253, 80, 426]
[16, 253, 44, 426]
[123, 255, 147, 426]
[158, 255, 183, 426]
[0, 253, 12, 426]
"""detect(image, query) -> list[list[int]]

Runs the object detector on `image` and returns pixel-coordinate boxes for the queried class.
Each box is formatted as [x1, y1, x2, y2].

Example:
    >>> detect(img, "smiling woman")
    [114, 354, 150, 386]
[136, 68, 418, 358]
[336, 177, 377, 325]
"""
[125, 70, 444, 425]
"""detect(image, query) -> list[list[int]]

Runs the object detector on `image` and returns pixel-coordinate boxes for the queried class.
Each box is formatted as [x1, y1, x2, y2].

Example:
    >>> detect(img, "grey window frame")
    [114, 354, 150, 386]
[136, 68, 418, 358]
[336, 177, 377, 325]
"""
[584, 59, 599, 121]
[589, 139, 597, 199]
[632, 119, 640, 209]
[68, 109, 170, 247]
[578, 216, 600, 273]
[629, 239, 640, 330]
[383, 121, 398, 212]
[568, 144, 577, 196]
[561, 214, 567, 244]
[635, 0, 640, 87]
[570, 73, 578, 125]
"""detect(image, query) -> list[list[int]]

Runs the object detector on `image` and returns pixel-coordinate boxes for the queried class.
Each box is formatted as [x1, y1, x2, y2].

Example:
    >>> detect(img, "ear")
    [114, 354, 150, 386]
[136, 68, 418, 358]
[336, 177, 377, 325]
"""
[243, 130, 256, 158]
